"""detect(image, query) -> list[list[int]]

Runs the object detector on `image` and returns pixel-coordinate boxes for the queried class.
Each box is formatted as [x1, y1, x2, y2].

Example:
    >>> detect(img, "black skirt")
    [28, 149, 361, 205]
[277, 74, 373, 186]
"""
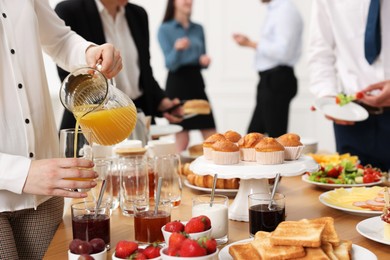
[166, 66, 216, 130]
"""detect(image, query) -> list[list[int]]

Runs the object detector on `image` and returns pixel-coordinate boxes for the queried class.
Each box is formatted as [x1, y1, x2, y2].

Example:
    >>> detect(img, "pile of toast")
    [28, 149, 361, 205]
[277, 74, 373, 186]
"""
[229, 217, 352, 260]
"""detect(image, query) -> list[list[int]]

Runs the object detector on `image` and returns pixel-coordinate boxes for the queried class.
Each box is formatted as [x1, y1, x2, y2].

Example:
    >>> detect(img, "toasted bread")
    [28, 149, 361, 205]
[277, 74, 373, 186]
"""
[333, 240, 352, 260]
[301, 217, 340, 246]
[252, 231, 305, 260]
[321, 242, 338, 260]
[270, 221, 325, 247]
[228, 243, 261, 260]
[294, 247, 330, 260]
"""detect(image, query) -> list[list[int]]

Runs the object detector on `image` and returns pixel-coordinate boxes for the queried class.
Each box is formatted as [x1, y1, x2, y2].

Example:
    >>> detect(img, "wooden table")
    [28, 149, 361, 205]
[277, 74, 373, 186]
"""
[43, 175, 389, 259]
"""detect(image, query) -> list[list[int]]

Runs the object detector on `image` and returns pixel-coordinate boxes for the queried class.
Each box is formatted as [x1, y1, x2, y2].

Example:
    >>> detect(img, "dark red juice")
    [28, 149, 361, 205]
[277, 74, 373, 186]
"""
[134, 210, 170, 243]
[72, 214, 110, 245]
[249, 204, 285, 235]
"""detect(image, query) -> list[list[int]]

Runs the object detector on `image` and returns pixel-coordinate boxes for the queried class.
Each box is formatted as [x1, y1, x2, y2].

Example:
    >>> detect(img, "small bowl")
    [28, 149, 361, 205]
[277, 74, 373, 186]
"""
[68, 248, 107, 260]
[112, 250, 161, 260]
[160, 247, 219, 260]
[161, 221, 212, 245]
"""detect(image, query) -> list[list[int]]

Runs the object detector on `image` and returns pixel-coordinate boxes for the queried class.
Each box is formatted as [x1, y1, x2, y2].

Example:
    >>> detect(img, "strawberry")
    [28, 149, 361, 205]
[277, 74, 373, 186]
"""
[179, 238, 207, 257]
[115, 240, 138, 259]
[355, 91, 364, 99]
[143, 243, 161, 259]
[185, 218, 206, 233]
[196, 215, 211, 230]
[167, 246, 179, 256]
[129, 252, 146, 260]
[165, 220, 185, 233]
[169, 232, 187, 250]
[198, 237, 217, 254]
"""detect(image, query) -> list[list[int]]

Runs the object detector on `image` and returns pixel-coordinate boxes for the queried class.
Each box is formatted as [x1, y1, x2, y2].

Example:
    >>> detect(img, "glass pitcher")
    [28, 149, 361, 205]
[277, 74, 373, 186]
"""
[60, 67, 137, 146]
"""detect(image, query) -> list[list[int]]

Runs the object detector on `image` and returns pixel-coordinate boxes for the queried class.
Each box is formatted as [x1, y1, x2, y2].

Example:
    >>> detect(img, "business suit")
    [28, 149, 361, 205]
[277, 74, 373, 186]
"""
[55, 0, 166, 130]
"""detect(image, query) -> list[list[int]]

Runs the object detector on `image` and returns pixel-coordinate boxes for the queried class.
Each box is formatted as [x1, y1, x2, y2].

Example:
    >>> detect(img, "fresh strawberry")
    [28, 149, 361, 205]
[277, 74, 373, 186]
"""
[115, 240, 138, 259]
[169, 232, 187, 250]
[179, 238, 207, 257]
[129, 252, 147, 260]
[196, 215, 211, 230]
[167, 246, 179, 256]
[198, 237, 217, 254]
[185, 218, 206, 233]
[143, 243, 161, 259]
[165, 220, 185, 233]
[355, 91, 364, 99]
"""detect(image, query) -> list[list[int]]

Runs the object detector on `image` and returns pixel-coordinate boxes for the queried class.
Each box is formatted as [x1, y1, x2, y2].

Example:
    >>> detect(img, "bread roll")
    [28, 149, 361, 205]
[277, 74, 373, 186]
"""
[183, 99, 211, 115]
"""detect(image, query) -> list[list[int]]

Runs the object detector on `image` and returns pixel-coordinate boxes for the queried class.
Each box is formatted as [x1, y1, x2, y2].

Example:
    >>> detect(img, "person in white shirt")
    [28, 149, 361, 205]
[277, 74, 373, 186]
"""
[0, 0, 122, 258]
[233, 0, 303, 137]
[308, 0, 390, 171]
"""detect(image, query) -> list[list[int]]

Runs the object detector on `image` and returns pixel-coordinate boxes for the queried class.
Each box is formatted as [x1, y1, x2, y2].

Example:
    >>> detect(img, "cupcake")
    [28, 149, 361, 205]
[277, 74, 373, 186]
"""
[277, 133, 304, 160]
[238, 132, 264, 161]
[203, 133, 226, 160]
[255, 137, 285, 165]
[223, 130, 242, 144]
[211, 139, 240, 165]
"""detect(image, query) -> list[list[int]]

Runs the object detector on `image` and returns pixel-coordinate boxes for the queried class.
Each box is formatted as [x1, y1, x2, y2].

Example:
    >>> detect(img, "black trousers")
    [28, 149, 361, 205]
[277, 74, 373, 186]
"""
[248, 66, 297, 137]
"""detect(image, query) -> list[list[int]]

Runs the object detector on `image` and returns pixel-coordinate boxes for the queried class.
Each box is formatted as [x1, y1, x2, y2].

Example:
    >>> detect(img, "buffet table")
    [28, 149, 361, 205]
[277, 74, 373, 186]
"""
[43, 175, 389, 259]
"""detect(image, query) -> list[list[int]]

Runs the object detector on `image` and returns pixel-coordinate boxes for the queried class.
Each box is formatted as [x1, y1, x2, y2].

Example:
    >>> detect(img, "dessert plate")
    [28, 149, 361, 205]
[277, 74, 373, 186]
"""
[314, 97, 368, 122]
[302, 174, 383, 190]
[356, 216, 390, 245]
[184, 180, 238, 196]
[150, 124, 183, 138]
[218, 239, 377, 260]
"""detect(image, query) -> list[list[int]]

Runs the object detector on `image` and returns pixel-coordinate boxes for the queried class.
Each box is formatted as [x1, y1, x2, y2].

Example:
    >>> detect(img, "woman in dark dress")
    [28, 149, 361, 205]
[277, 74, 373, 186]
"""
[158, 0, 216, 151]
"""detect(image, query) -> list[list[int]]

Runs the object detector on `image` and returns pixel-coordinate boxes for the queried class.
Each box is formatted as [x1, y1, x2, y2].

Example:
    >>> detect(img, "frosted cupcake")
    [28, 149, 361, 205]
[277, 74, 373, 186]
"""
[223, 130, 242, 145]
[211, 139, 240, 165]
[203, 133, 226, 160]
[255, 137, 285, 165]
[238, 132, 264, 161]
[277, 133, 304, 160]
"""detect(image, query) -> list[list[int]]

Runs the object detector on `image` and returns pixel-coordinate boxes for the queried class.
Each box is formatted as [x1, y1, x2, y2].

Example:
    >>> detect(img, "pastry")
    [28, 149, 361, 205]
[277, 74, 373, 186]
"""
[238, 132, 264, 161]
[255, 137, 285, 164]
[277, 133, 304, 160]
[224, 130, 242, 144]
[203, 133, 226, 160]
[183, 99, 211, 115]
[212, 139, 240, 165]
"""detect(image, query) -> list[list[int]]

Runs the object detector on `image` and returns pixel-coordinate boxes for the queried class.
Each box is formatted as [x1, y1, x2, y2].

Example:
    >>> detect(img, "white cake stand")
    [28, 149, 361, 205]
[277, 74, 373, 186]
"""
[189, 155, 318, 222]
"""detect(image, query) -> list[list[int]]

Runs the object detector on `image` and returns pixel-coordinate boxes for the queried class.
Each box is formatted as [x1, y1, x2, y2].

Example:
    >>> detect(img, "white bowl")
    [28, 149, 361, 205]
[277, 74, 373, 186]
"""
[111, 251, 161, 260]
[68, 248, 107, 260]
[160, 248, 218, 260]
[161, 221, 212, 245]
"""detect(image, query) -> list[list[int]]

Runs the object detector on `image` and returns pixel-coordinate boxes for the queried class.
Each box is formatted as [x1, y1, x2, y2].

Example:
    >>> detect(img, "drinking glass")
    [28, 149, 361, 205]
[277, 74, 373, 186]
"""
[89, 160, 112, 212]
[248, 193, 285, 236]
[192, 194, 229, 245]
[119, 156, 149, 216]
[153, 154, 182, 207]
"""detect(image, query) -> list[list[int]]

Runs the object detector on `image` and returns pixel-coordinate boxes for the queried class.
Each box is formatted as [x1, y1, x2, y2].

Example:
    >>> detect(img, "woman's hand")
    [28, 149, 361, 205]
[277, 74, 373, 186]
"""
[23, 158, 98, 198]
[174, 37, 190, 51]
[199, 54, 211, 67]
[360, 80, 390, 107]
[86, 43, 123, 79]
[232, 33, 257, 49]
[159, 98, 184, 123]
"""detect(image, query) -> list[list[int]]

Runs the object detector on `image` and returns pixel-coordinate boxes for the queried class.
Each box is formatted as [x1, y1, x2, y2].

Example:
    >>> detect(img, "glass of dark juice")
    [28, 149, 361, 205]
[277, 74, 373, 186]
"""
[248, 193, 285, 237]
[71, 201, 111, 249]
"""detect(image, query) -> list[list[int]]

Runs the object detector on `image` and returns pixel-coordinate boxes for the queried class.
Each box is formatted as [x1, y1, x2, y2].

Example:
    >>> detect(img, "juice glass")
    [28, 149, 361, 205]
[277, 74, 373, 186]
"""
[192, 194, 229, 245]
[134, 200, 171, 244]
[248, 193, 285, 236]
[89, 160, 113, 212]
[71, 201, 111, 249]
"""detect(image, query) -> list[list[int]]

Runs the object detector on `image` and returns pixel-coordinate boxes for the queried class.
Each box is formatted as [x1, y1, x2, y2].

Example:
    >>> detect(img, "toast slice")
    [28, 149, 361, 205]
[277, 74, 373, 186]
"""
[252, 231, 305, 260]
[228, 242, 261, 260]
[270, 221, 325, 247]
[333, 240, 352, 260]
[301, 217, 340, 246]
[294, 247, 330, 260]
[321, 242, 338, 260]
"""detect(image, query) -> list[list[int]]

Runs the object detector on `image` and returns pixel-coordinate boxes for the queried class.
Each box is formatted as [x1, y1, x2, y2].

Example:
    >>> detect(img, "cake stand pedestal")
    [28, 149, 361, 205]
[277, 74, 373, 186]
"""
[189, 155, 318, 222]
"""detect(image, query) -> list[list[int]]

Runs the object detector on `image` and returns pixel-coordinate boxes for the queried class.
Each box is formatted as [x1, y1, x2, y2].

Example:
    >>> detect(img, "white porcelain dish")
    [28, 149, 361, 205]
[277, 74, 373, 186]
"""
[314, 97, 368, 122]
[150, 124, 183, 138]
[356, 216, 390, 245]
[302, 174, 383, 190]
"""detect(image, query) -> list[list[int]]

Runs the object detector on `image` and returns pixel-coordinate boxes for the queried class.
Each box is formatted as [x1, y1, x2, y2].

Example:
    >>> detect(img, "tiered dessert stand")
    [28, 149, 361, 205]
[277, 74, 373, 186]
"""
[190, 155, 318, 222]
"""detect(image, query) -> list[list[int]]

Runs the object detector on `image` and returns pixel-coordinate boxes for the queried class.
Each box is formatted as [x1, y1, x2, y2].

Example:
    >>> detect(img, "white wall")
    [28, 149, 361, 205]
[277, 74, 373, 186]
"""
[45, 0, 335, 152]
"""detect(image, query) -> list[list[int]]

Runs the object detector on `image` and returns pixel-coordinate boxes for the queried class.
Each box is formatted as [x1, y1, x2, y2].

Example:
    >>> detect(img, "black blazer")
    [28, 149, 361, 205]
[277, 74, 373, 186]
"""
[55, 0, 166, 130]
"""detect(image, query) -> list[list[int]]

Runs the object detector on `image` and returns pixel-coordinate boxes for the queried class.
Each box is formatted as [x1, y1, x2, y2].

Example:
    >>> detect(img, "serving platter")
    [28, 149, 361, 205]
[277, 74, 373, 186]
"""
[302, 174, 383, 190]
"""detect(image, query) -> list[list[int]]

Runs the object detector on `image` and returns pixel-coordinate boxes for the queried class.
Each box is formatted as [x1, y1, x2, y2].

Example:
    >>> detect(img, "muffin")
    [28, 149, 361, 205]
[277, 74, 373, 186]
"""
[238, 132, 264, 161]
[255, 137, 285, 165]
[224, 130, 242, 144]
[211, 139, 240, 165]
[203, 133, 226, 160]
[277, 133, 304, 160]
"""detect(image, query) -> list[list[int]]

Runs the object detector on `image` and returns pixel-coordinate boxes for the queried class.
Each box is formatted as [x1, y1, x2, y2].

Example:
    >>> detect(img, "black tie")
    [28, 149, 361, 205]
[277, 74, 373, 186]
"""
[364, 0, 381, 64]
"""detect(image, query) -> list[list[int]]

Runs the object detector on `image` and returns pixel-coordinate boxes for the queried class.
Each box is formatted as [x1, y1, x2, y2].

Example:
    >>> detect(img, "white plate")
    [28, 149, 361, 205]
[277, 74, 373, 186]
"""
[150, 124, 183, 138]
[314, 97, 369, 122]
[218, 239, 377, 260]
[356, 216, 390, 245]
[319, 189, 382, 216]
[184, 180, 238, 196]
[302, 174, 383, 190]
